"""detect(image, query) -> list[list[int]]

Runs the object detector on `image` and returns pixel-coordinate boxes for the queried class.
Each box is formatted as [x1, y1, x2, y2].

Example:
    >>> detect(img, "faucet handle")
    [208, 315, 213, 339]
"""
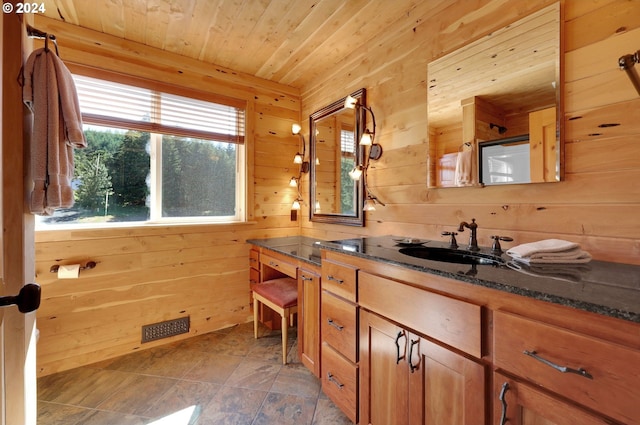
[491, 235, 513, 254]
[441, 231, 458, 249]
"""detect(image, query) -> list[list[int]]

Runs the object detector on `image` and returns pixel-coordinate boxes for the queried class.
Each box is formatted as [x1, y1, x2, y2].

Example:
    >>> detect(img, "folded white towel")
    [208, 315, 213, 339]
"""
[507, 239, 578, 257]
[507, 239, 592, 264]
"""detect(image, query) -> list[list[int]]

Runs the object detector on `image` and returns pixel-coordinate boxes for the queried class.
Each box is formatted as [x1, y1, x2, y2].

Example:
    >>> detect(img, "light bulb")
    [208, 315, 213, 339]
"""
[344, 95, 358, 109]
[293, 153, 303, 164]
[363, 198, 376, 211]
[292, 199, 301, 210]
[292, 123, 302, 135]
[289, 177, 298, 187]
[348, 166, 363, 180]
[360, 130, 373, 146]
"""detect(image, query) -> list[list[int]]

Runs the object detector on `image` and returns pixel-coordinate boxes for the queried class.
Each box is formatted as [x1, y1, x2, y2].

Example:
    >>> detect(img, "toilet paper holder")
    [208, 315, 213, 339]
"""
[50, 261, 97, 274]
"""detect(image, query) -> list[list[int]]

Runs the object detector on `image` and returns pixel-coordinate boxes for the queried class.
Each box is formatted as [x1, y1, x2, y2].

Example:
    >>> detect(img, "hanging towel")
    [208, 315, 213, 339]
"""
[22, 48, 86, 215]
[507, 239, 592, 264]
[454, 146, 475, 186]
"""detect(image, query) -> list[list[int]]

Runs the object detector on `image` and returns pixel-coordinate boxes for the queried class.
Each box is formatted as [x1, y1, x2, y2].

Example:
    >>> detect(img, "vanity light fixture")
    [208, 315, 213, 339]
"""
[344, 94, 385, 211]
[290, 123, 310, 211]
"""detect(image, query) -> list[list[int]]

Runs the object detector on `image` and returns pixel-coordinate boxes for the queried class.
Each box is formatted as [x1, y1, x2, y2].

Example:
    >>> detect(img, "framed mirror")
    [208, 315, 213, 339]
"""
[309, 88, 366, 226]
[427, 3, 561, 188]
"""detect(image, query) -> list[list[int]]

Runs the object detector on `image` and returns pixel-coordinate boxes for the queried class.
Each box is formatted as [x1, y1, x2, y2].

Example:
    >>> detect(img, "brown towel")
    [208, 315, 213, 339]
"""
[23, 48, 86, 215]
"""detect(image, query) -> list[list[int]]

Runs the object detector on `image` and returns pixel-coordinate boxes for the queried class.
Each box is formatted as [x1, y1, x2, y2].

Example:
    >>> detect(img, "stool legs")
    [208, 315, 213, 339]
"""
[252, 291, 297, 365]
[253, 295, 259, 339]
[281, 308, 288, 365]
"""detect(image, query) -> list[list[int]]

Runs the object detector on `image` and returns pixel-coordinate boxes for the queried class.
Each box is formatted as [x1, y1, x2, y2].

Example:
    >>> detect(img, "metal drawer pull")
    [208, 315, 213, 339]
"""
[498, 382, 509, 425]
[409, 338, 420, 373]
[269, 261, 279, 267]
[301, 275, 313, 281]
[395, 331, 406, 364]
[327, 275, 344, 284]
[523, 350, 594, 380]
[327, 372, 344, 389]
[327, 318, 344, 331]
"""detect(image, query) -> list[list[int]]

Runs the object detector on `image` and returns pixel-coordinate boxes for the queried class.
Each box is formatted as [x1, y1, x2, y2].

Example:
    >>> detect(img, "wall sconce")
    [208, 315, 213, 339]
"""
[489, 123, 508, 134]
[290, 123, 309, 211]
[344, 94, 385, 211]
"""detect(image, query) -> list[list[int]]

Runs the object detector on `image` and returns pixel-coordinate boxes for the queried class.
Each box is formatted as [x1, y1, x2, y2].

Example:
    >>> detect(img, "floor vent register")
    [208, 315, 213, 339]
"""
[141, 316, 190, 343]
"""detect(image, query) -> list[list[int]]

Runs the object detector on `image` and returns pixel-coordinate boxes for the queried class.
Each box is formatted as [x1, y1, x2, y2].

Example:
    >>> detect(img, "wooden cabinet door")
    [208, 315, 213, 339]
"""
[361, 309, 487, 425]
[409, 336, 485, 425]
[298, 268, 320, 377]
[494, 373, 612, 425]
[360, 310, 410, 425]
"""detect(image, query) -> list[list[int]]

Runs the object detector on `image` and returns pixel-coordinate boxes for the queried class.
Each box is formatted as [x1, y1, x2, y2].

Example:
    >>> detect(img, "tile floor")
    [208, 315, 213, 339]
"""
[37, 322, 353, 425]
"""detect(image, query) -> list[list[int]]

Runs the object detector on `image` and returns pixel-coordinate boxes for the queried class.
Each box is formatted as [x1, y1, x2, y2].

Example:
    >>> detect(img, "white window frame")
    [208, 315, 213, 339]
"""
[35, 70, 248, 229]
[147, 133, 246, 224]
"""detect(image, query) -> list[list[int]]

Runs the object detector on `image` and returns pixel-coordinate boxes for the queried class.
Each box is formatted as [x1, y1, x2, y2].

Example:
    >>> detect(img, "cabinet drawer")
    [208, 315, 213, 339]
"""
[359, 271, 482, 358]
[261, 253, 297, 279]
[321, 260, 357, 302]
[249, 249, 260, 269]
[322, 343, 358, 424]
[494, 311, 640, 425]
[321, 291, 358, 363]
[249, 267, 260, 286]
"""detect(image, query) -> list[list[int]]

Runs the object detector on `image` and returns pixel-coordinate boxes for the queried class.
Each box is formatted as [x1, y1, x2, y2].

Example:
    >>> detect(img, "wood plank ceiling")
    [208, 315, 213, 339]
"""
[39, 0, 421, 89]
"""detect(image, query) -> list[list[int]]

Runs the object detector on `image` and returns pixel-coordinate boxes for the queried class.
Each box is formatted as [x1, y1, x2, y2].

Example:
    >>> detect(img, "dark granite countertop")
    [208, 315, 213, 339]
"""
[247, 236, 640, 323]
[318, 236, 640, 324]
[247, 236, 323, 267]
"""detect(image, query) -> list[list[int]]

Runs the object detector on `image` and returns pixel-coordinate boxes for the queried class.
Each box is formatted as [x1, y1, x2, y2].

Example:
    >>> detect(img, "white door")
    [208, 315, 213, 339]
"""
[1, 10, 38, 425]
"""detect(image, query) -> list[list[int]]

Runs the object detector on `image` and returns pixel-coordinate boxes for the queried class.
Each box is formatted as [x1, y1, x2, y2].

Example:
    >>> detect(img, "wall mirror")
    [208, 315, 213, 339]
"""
[309, 88, 365, 226]
[427, 3, 561, 188]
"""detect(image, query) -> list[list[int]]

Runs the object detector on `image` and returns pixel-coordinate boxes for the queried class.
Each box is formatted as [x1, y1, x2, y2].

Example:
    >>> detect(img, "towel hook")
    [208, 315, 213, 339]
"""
[619, 50, 640, 96]
[26, 24, 59, 56]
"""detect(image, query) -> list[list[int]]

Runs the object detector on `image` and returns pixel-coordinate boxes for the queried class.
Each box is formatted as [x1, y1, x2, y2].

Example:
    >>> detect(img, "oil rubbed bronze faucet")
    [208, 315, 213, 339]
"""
[458, 218, 479, 251]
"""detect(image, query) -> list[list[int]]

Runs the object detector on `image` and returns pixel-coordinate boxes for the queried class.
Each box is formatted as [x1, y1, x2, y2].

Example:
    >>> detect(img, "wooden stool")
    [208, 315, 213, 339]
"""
[252, 277, 298, 364]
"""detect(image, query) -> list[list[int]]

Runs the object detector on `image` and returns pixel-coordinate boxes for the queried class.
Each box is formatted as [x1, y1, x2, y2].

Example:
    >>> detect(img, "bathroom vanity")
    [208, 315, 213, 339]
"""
[249, 236, 640, 425]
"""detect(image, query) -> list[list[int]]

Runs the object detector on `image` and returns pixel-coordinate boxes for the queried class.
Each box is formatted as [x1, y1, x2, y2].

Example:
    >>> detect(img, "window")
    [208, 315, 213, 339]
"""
[339, 128, 357, 214]
[36, 74, 246, 228]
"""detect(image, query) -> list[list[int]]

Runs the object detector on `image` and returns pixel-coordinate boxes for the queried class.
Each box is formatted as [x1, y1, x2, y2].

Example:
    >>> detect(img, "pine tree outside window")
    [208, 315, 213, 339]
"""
[36, 74, 246, 228]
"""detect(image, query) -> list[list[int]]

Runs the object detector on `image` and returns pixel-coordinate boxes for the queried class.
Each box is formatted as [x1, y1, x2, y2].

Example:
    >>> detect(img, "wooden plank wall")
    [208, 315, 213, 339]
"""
[31, 0, 640, 376]
[300, 0, 640, 265]
[32, 16, 302, 376]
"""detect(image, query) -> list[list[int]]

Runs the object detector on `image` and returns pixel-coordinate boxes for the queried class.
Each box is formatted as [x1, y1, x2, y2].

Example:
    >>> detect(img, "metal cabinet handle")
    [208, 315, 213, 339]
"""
[269, 261, 279, 268]
[327, 318, 344, 331]
[301, 275, 313, 281]
[408, 338, 420, 373]
[327, 372, 344, 389]
[395, 331, 406, 364]
[498, 382, 509, 425]
[327, 275, 344, 284]
[523, 350, 593, 380]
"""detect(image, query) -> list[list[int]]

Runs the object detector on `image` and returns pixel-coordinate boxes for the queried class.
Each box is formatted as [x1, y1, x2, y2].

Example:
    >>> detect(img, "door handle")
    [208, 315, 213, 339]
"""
[0, 283, 41, 313]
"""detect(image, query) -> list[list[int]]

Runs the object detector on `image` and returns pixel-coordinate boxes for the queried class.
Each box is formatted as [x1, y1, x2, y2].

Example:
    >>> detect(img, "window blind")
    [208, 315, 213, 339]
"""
[73, 75, 245, 144]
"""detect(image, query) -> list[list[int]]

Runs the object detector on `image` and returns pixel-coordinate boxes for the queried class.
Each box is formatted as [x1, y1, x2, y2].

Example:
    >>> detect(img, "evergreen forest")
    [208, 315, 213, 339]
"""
[40, 127, 238, 224]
